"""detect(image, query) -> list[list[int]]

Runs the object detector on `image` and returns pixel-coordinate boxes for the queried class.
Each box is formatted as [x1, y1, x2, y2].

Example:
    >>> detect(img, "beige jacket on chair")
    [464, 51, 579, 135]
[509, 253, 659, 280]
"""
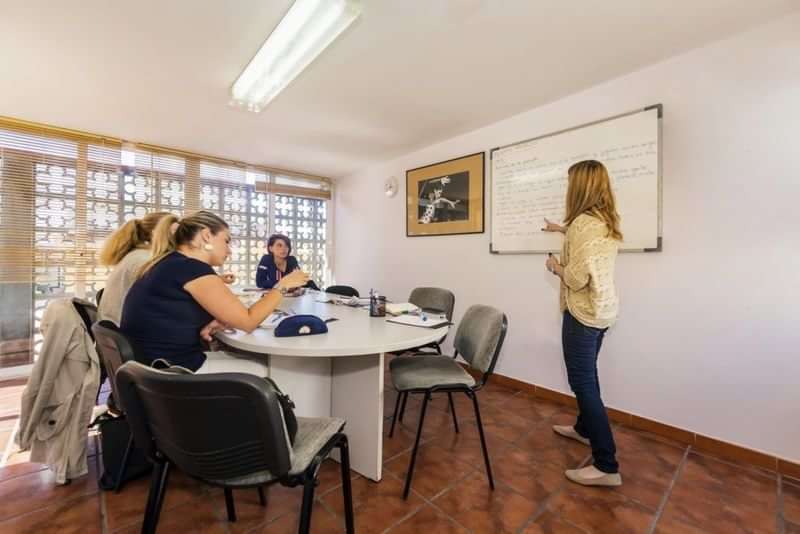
[16, 298, 101, 484]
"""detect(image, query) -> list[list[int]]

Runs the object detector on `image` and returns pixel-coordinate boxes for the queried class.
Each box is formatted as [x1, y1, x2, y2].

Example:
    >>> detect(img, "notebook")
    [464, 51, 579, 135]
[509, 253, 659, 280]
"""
[386, 314, 449, 329]
[386, 302, 420, 316]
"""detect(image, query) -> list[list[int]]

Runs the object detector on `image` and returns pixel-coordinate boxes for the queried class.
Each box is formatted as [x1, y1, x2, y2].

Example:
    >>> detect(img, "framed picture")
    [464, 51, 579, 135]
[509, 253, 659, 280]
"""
[406, 152, 485, 237]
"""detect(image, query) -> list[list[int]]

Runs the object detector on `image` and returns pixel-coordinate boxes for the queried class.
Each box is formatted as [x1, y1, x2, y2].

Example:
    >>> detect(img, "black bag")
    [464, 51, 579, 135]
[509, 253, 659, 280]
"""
[95, 414, 152, 490]
[264, 377, 297, 445]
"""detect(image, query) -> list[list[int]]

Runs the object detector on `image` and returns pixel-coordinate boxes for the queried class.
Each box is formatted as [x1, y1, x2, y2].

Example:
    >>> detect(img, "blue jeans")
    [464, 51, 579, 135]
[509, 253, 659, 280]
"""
[562, 310, 619, 473]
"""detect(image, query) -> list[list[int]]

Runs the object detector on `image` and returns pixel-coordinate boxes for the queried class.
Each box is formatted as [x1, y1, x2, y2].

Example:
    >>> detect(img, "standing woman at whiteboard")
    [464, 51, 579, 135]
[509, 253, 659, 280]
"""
[543, 159, 623, 487]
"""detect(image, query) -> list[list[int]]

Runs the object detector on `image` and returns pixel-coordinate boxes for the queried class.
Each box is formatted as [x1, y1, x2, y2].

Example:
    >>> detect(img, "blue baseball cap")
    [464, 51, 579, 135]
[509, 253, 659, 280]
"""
[274, 314, 329, 337]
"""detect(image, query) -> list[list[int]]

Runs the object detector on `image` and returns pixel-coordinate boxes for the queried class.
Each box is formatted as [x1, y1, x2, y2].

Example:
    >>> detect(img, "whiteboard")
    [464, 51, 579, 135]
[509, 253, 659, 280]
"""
[490, 106, 662, 253]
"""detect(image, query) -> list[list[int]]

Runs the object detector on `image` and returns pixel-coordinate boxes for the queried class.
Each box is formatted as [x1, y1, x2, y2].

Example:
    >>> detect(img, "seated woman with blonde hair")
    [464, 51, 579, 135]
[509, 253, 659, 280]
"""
[120, 210, 309, 375]
[98, 211, 171, 325]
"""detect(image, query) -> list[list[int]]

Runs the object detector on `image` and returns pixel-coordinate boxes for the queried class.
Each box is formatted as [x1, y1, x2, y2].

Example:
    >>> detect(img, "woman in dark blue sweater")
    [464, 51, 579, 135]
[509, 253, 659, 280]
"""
[121, 212, 308, 374]
[256, 234, 318, 290]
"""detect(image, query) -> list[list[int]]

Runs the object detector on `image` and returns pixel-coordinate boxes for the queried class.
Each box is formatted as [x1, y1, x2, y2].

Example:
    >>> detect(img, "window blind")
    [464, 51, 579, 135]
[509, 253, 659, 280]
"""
[0, 115, 332, 368]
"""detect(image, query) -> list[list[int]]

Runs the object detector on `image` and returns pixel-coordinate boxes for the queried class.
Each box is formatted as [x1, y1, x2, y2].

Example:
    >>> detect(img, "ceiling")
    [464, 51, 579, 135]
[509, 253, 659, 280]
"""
[1, 1, 797, 178]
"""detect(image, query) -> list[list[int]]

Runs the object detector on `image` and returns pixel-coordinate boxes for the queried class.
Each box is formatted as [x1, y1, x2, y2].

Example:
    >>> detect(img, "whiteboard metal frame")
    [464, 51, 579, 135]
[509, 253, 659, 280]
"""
[488, 104, 663, 254]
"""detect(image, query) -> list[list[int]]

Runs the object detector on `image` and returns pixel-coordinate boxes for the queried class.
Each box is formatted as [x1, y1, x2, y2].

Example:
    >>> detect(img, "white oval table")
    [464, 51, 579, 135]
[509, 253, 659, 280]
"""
[216, 291, 449, 481]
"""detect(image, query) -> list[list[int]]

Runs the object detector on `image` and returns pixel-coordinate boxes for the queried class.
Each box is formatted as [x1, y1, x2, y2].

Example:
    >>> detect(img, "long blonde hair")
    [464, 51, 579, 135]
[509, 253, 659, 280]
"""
[138, 210, 229, 277]
[99, 211, 171, 266]
[564, 160, 623, 240]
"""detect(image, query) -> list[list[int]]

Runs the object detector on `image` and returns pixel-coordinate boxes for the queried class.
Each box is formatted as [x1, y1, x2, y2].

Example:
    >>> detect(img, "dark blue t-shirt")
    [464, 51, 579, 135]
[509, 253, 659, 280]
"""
[255, 254, 300, 289]
[120, 252, 216, 371]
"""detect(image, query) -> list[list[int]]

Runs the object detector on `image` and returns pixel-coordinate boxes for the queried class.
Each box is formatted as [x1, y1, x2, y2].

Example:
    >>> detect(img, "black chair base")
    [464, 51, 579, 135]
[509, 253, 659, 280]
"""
[390, 390, 458, 434]
[390, 387, 494, 500]
[286, 433, 354, 534]
[114, 433, 134, 493]
[140, 435, 354, 534]
[388, 306, 507, 500]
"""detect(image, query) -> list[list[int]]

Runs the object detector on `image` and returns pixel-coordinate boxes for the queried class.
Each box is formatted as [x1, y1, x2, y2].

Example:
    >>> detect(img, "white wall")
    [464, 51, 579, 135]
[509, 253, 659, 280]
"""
[335, 13, 800, 462]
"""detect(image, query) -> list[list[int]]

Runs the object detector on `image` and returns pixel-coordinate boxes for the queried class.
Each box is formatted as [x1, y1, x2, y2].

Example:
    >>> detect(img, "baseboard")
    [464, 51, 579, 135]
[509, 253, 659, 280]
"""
[481, 368, 800, 478]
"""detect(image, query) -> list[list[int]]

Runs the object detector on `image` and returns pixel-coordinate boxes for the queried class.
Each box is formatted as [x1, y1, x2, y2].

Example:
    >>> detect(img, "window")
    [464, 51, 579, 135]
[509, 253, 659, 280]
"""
[200, 163, 263, 283]
[273, 194, 328, 284]
[0, 117, 332, 369]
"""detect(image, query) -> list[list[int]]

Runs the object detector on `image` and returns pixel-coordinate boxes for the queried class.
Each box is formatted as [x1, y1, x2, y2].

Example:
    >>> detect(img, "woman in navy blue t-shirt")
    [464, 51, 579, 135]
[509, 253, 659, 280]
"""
[256, 233, 319, 291]
[121, 211, 309, 373]
[256, 233, 298, 289]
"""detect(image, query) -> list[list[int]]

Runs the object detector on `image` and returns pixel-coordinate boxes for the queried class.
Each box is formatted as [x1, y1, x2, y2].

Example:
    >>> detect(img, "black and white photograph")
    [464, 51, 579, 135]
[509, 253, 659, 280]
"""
[406, 151, 485, 237]
[416, 171, 469, 224]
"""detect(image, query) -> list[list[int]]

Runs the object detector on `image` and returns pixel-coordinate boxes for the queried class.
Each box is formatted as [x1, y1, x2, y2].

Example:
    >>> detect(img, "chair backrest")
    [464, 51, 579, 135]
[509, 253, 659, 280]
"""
[92, 320, 139, 400]
[72, 299, 98, 342]
[453, 304, 508, 376]
[325, 285, 360, 298]
[115, 361, 292, 481]
[409, 287, 456, 320]
[95, 288, 104, 307]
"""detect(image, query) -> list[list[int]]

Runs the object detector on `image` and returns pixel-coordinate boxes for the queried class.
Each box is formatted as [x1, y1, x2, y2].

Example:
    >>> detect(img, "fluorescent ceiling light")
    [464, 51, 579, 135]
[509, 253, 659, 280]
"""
[230, 0, 362, 113]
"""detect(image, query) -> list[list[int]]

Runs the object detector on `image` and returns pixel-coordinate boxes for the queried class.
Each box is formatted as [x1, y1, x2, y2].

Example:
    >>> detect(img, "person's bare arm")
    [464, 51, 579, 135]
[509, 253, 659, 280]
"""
[185, 269, 309, 333]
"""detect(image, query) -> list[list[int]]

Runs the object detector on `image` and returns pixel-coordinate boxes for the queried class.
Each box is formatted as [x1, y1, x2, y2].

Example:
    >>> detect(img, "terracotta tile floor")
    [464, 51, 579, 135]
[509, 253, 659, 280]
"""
[0, 372, 794, 533]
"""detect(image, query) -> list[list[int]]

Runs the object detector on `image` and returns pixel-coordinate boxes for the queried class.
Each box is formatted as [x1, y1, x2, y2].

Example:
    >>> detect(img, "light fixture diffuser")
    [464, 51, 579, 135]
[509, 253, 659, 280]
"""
[230, 0, 362, 113]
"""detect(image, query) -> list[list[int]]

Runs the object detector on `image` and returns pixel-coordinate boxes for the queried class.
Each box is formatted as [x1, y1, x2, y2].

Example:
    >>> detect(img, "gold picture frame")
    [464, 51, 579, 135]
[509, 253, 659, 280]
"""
[406, 152, 485, 237]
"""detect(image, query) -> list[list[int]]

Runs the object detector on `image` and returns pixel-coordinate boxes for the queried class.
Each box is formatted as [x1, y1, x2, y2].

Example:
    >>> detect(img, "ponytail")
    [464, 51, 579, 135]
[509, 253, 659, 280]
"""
[137, 210, 229, 278]
[99, 211, 171, 266]
[99, 219, 140, 266]
[138, 214, 180, 278]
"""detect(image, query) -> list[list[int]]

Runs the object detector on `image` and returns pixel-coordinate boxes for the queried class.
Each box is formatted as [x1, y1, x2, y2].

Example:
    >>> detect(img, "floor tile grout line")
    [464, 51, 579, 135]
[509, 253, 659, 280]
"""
[778, 473, 786, 534]
[559, 515, 593, 534]
[96, 447, 110, 534]
[514, 487, 593, 534]
[419, 460, 479, 503]
[243, 500, 294, 534]
[515, 486, 566, 534]
[646, 444, 691, 534]
[379, 432, 439, 465]
[424, 500, 476, 534]
[375, 469, 430, 533]
[100, 490, 109, 534]
[315, 494, 342, 526]
[380, 468, 474, 534]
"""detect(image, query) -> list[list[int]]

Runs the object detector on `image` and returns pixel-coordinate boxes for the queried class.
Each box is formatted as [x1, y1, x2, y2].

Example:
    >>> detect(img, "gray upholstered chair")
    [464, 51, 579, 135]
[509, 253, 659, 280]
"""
[394, 287, 457, 425]
[388, 304, 508, 499]
[408, 287, 455, 353]
[115, 361, 355, 534]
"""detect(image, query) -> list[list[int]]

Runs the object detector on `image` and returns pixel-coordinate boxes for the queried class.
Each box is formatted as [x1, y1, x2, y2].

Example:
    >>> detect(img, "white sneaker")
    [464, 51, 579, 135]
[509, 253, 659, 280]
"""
[565, 465, 622, 487]
[552, 425, 590, 446]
